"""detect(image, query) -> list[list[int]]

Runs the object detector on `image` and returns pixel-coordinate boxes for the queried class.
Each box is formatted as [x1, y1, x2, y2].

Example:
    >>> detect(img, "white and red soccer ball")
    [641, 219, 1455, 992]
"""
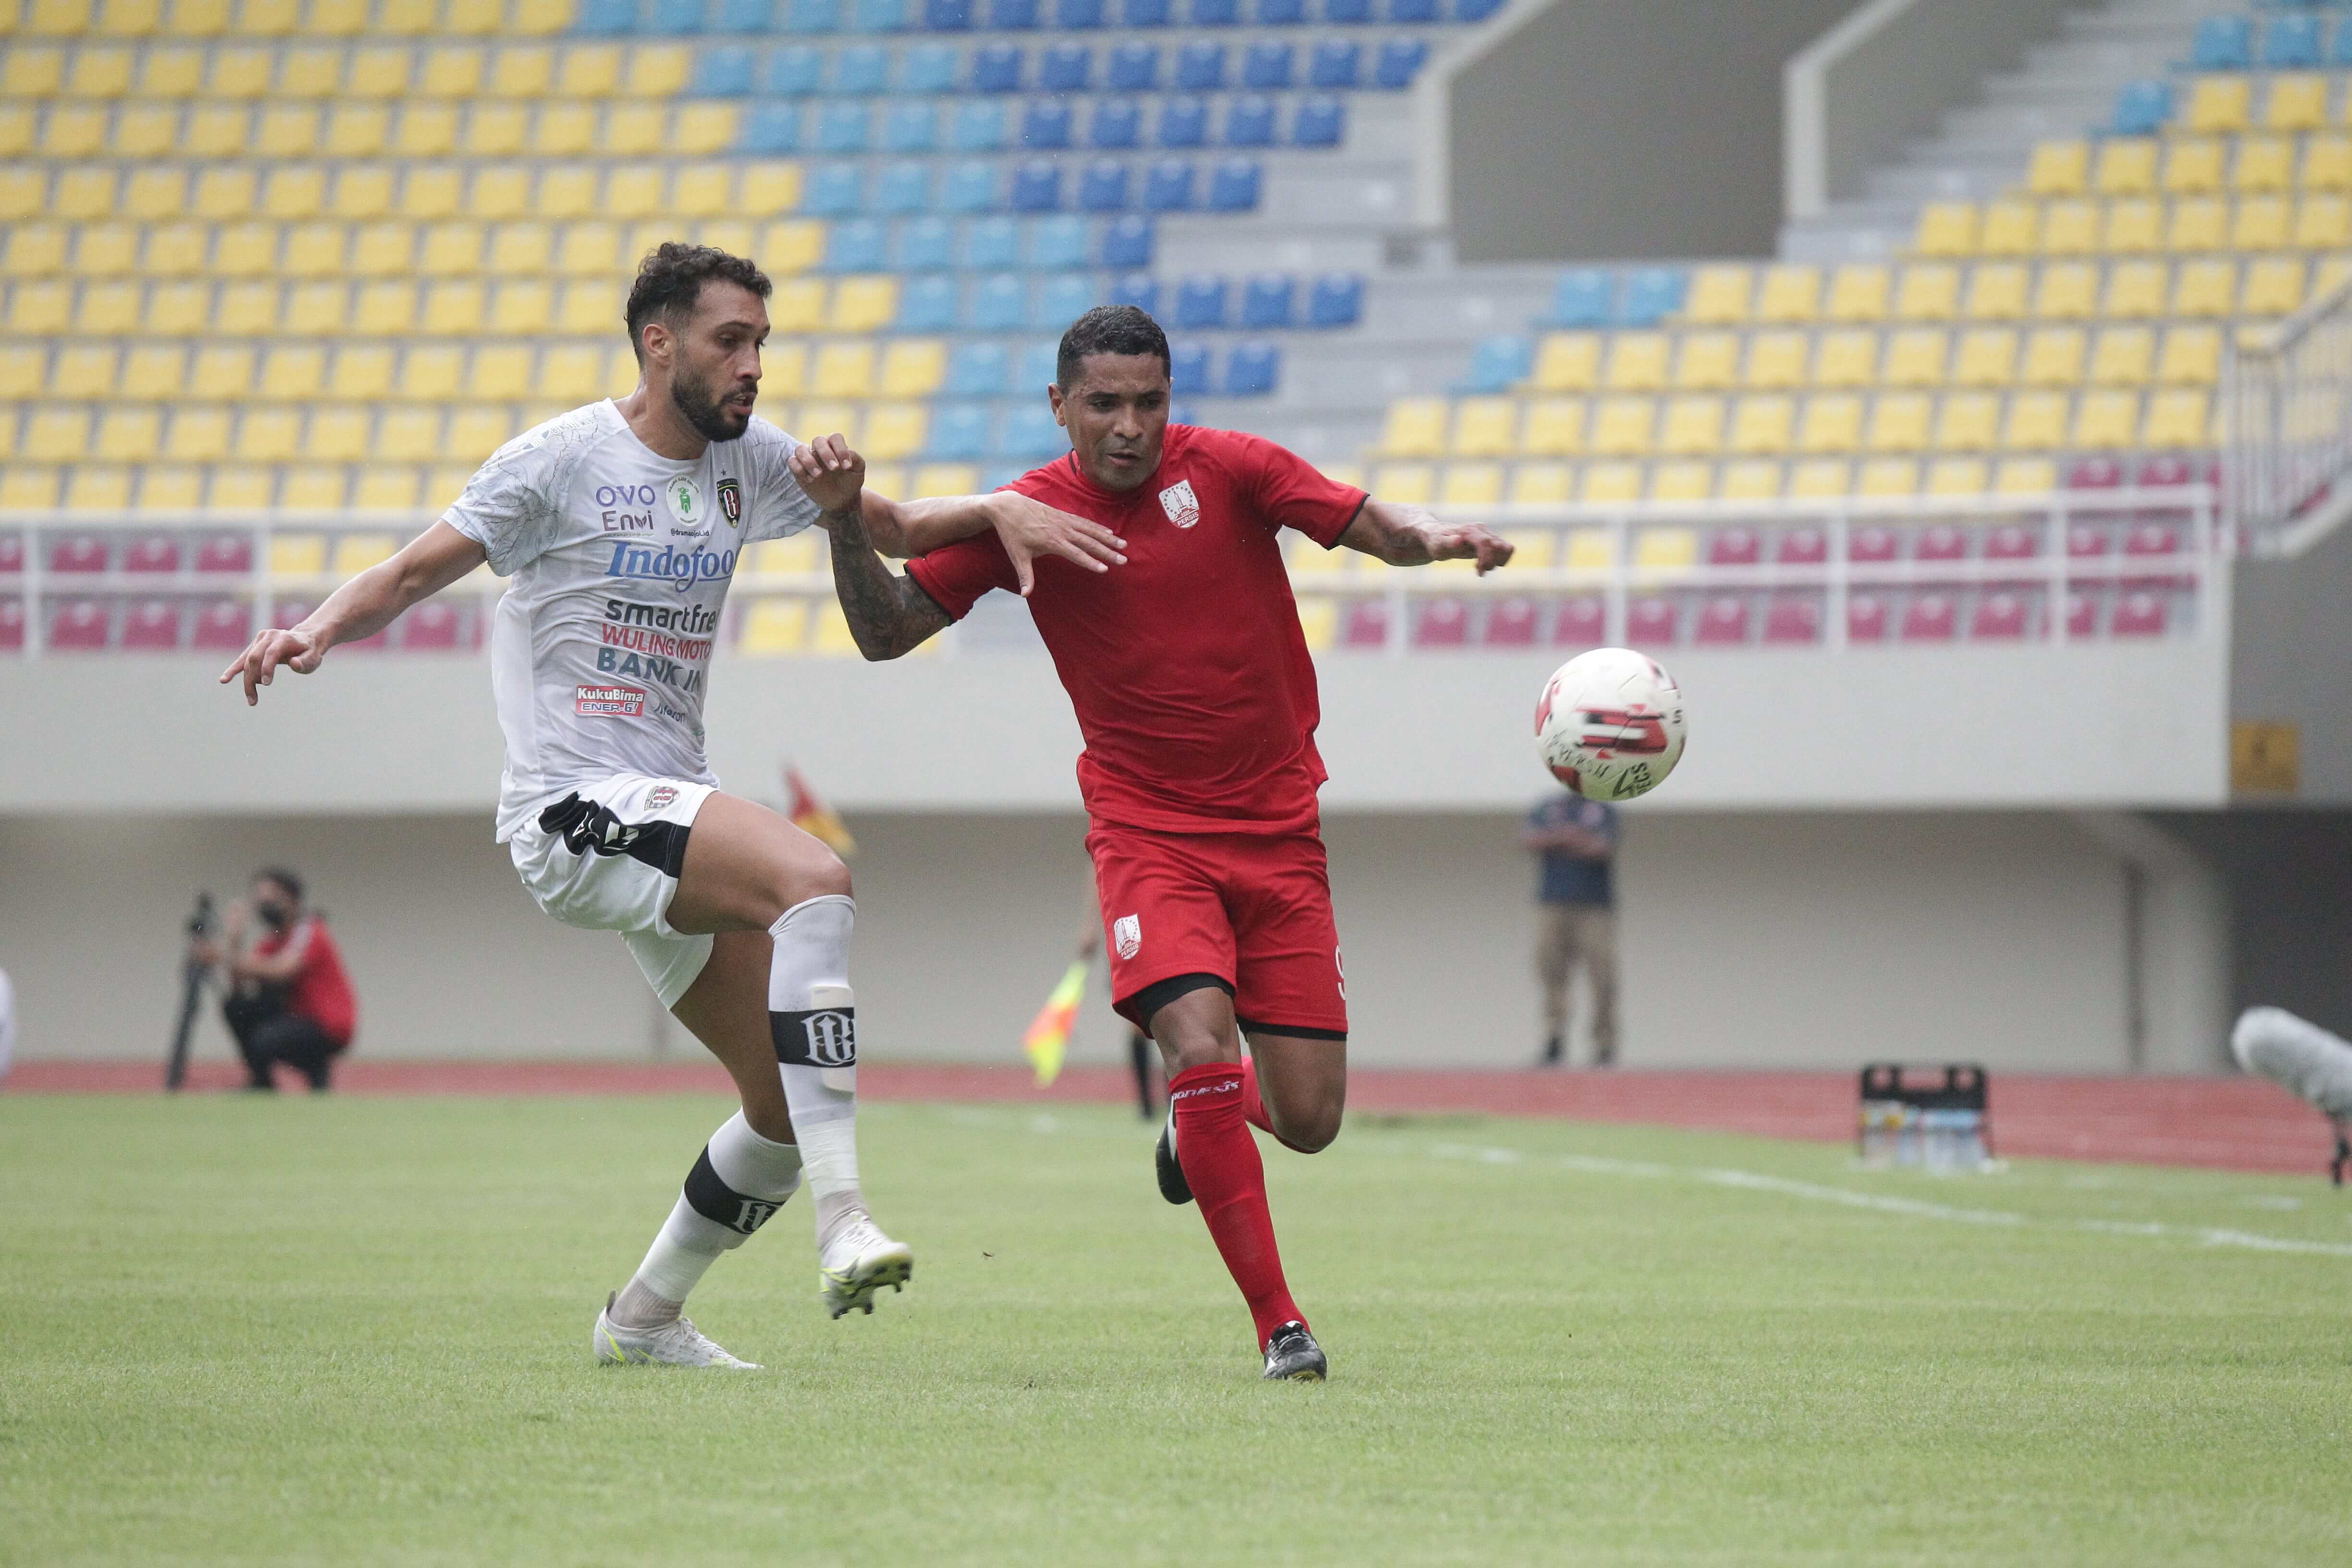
[1534, 648, 1686, 802]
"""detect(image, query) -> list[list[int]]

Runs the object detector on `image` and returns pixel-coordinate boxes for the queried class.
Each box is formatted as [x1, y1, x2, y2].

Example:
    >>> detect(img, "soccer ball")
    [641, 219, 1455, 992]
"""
[1534, 648, 1686, 802]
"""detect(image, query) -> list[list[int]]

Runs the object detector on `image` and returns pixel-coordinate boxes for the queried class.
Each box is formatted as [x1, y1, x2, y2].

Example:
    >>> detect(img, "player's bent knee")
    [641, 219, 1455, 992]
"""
[1279, 1104, 1343, 1153]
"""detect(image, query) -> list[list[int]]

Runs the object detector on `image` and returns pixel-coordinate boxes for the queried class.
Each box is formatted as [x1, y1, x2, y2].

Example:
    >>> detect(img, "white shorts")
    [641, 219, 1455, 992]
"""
[509, 772, 718, 1008]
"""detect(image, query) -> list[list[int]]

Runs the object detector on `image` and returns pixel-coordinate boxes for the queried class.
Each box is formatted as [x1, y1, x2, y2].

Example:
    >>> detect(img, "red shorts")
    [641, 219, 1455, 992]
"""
[1087, 821, 1348, 1039]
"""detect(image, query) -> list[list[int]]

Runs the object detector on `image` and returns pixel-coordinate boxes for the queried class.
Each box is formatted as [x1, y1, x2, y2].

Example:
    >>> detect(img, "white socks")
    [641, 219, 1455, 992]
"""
[767, 894, 868, 1252]
[612, 1111, 803, 1328]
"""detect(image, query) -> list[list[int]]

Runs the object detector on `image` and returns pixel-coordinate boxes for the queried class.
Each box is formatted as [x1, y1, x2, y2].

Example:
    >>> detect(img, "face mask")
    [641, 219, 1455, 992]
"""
[255, 902, 291, 930]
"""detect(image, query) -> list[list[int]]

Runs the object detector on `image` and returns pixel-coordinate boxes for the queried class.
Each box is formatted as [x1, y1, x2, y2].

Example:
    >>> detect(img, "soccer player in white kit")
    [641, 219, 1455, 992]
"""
[220, 244, 1126, 1367]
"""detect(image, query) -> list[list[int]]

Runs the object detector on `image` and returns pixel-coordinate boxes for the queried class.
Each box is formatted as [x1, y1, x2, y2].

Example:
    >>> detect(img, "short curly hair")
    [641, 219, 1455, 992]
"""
[1056, 304, 1171, 388]
[624, 243, 773, 365]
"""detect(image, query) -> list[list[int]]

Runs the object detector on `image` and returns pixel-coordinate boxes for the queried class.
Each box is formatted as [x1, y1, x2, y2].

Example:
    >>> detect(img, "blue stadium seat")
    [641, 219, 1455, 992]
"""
[815, 102, 870, 154]
[1257, 0, 1304, 22]
[742, 102, 801, 151]
[2189, 15, 2251, 71]
[1010, 159, 1064, 210]
[1176, 42, 1228, 91]
[1058, 0, 1105, 25]
[900, 43, 959, 92]
[1241, 272, 1294, 329]
[853, 0, 907, 28]
[1294, 97, 1343, 147]
[2333, 21, 2352, 68]
[1103, 214, 1155, 267]
[1206, 159, 1262, 211]
[1170, 342, 1211, 396]
[805, 164, 865, 214]
[1016, 341, 1060, 389]
[783, 0, 838, 28]
[884, 102, 939, 151]
[1226, 98, 1276, 147]
[901, 216, 956, 270]
[1549, 267, 1614, 326]
[1308, 40, 1360, 88]
[1389, 0, 1436, 20]
[695, 47, 755, 95]
[2111, 79, 2172, 136]
[1192, 0, 1237, 23]
[1041, 44, 1092, 92]
[716, 0, 772, 28]
[1618, 266, 1685, 327]
[990, 0, 1040, 25]
[1374, 37, 1428, 88]
[1023, 101, 1074, 148]
[930, 404, 992, 461]
[1110, 272, 1158, 314]
[1004, 404, 1067, 459]
[1078, 159, 1130, 209]
[1307, 271, 1362, 327]
[953, 101, 1009, 150]
[943, 159, 997, 210]
[1031, 214, 1090, 269]
[1225, 342, 1277, 396]
[1125, 0, 1171, 24]
[767, 46, 822, 94]
[1463, 334, 1532, 392]
[1324, 0, 1370, 23]
[1166, 404, 1196, 429]
[946, 343, 1009, 397]
[2264, 13, 2322, 70]
[924, 0, 973, 27]
[649, 0, 706, 31]
[1159, 98, 1209, 147]
[967, 214, 1022, 267]
[1243, 42, 1294, 90]
[974, 45, 1025, 92]
[1175, 275, 1228, 328]
[973, 274, 1028, 331]
[827, 218, 888, 270]
[875, 162, 932, 213]
[1108, 45, 1160, 91]
[1454, 0, 1504, 18]
[1090, 101, 1142, 148]
[836, 44, 891, 93]
[1143, 160, 1196, 210]
[577, 0, 636, 31]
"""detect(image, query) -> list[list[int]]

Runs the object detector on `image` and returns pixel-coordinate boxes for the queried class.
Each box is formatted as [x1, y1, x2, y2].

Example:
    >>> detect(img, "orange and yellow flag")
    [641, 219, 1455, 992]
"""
[785, 766, 856, 858]
[1020, 957, 1090, 1087]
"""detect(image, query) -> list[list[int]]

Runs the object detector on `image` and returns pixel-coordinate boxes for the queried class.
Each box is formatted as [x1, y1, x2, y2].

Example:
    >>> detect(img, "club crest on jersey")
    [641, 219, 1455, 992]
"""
[1157, 479, 1200, 529]
[665, 476, 702, 530]
[1113, 914, 1142, 960]
[716, 477, 741, 526]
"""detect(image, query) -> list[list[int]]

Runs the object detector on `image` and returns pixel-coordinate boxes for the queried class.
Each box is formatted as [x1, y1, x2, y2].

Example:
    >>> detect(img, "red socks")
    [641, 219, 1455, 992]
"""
[1170, 1063, 1304, 1349]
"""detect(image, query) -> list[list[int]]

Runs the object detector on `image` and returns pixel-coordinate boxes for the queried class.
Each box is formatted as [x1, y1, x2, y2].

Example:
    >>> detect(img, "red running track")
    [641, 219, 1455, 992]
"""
[6, 1060, 2335, 1176]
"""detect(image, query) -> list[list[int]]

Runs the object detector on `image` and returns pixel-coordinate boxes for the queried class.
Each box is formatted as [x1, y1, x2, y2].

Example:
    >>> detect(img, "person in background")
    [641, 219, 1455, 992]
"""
[192, 869, 358, 1093]
[1524, 792, 1620, 1068]
[0, 963, 15, 1082]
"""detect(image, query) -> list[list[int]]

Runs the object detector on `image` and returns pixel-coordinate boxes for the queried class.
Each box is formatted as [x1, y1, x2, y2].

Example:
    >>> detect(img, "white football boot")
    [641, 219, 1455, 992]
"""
[819, 1215, 915, 1319]
[592, 1293, 760, 1369]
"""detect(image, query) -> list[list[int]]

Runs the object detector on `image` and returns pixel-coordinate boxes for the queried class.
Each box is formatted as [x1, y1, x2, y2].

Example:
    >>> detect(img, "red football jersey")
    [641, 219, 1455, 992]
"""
[907, 424, 1367, 834]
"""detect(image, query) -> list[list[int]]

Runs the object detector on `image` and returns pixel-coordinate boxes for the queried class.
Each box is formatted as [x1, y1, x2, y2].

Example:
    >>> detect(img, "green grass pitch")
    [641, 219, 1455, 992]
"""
[5, 1092, 2350, 1566]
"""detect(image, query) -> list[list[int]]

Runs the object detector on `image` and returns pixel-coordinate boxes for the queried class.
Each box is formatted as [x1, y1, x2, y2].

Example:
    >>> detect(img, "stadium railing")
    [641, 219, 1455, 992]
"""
[2226, 265, 2352, 552]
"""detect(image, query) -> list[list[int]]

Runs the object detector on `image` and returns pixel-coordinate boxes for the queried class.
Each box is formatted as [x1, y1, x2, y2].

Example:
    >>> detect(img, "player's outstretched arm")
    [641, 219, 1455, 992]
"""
[1335, 499, 1514, 575]
[218, 522, 487, 706]
[857, 490, 1125, 595]
[791, 436, 954, 662]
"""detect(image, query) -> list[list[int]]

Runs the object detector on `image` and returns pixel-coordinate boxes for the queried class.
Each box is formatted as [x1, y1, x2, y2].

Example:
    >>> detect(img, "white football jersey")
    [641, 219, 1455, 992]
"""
[442, 400, 822, 840]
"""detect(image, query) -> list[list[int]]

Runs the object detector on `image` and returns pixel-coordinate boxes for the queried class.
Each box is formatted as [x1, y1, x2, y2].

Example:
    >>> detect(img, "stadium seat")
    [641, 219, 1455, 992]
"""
[1143, 161, 1196, 210]
[1241, 273, 1295, 330]
[1411, 598, 1470, 649]
[1160, 98, 1208, 148]
[1226, 98, 1277, 148]
[1625, 596, 1677, 647]
[1618, 269, 1686, 327]
[1373, 37, 1428, 89]
[1693, 595, 1749, 647]
[121, 598, 184, 652]
[2111, 591, 2167, 637]
[1309, 273, 1363, 327]
[1109, 43, 1160, 91]
[1549, 269, 1614, 328]
[49, 599, 111, 653]
[1552, 596, 1605, 649]
[1091, 102, 1141, 150]
[1762, 596, 1820, 646]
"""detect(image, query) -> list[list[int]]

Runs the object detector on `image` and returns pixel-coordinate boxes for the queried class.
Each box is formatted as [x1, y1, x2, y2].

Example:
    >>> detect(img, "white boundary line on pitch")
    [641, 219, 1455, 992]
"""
[1427, 1143, 2352, 1259]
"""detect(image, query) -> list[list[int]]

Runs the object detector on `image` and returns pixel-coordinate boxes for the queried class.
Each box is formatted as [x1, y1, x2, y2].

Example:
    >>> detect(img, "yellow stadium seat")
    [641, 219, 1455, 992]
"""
[2233, 195, 2291, 250]
[238, 0, 298, 33]
[24, 407, 92, 463]
[210, 44, 272, 97]
[214, 282, 278, 337]
[629, 43, 694, 97]
[534, 343, 607, 401]
[0, 346, 43, 398]
[557, 222, 622, 278]
[1, 45, 64, 95]
[1802, 329, 1870, 389]
[1507, 464, 1572, 505]
[878, 341, 946, 399]
[329, 533, 398, 577]
[346, 45, 410, 97]
[348, 222, 413, 277]
[2002, 391, 2069, 450]
[420, 221, 486, 278]
[2095, 137, 2158, 196]
[217, 221, 280, 279]
[421, 281, 484, 335]
[472, 344, 534, 400]
[748, 536, 821, 575]
[396, 103, 460, 159]
[1713, 459, 1776, 502]
[376, 408, 442, 462]
[1995, 457, 2057, 495]
[2157, 326, 2222, 385]
[2186, 77, 2251, 134]
[2103, 197, 2162, 252]
[2073, 389, 2139, 450]
[2027, 140, 2089, 196]
[490, 45, 554, 97]
[140, 42, 205, 92]
[1371, 462, 1434, 504]
[310, 0, 368, 33]
[142, 280, 207, 335]
[332, 170, 394, 222]
[2243, 256, 2306, 316]
[1882, 328, 1948, 388]
[350, 466, 419, 509]
[56, 169, 117, 222]
[2167, 195, 2227, 251]
[670, 164, 734, 220]
[1579, 464, 1642, 505]
[284, 223, 349, 280]
[559, 42, 624, 97]
[1729, 394, 1795, 455]
[2294, 194, 2350, 248]
[99, 0, 164, 34]
[1643, 463, 1709, 504]
[117, 104, 178, 156]
[766, 276, 823, 333]
[2267, 73, 2328, 132]
[2156, 139, 2222, 198]
[94, 406, 161, 461]
[1657, 395, 1723, 456]
[1633, 526, 1697, 567]
[4, 279, 68, 334]
[2087, 326, 2154, 386]
[743, 164, 805, 218]
[0, 469, 61, 510]
[166, 406, 232, 462]
[483, 224, 552, 278]
[1825, 264, 1891, 321]
[254, 105, 319, 159]
[2101, 260, 2168, 318]
[675, 104, 740, 157]
[761, 342, 808, 398]
[78, 279, 141, 334]
[832, 277, 897, 333]
[812, 343, 876, 399]
[1934, 393, 1999, 453]
[308, 406, 368, 461]
[277, 467, 346, 511]
[1742, 330, 1810, 389]
[146, 222, 206, 278]
[1530, 332, 1601, 392]
[1497, 527, 1555, 569]
[1978, 198, 2038, 255]
[1866, 392, 1931, 453]
[190, 343, 255, 399]
[120, 168, 184, 221]
[46, 107, 109, 158]
[1756, 265, 1821, 323]
[2235, 135, 2293, 193]
[1589, 396, 1655, 456]
[2304, 135, 2352, 190]
[468, 103, 531, 159]
[1682, 265, 1753, 325]
[259, 345, 325, 400]
[192, 167, 257, 220]
[1788, 459, 1850, 500]
[1894, 265, 1959, 320]
[447, 406, 516, 462]
[1857, 458, 1917, 499]
[399, 344, 463, 401]
[418, 43, 484, 96]
[1952, 328, 2016, 388]
[1924, 456, 1987, 498]
[759, 218, 824, 275]
[1519, 398, 1585, 456]
[235, 406, 301, 463]
[208, 469, 276, 511]
[1285, 531, 1346, 576]
[902, 463, 974, 501]
[1379, 398, 1446, 457]
[1602, 332, 1670, 392]
[1672, 331, 1740, 391]
[1, 223, 66, 277]
[1440, 464, 1504, 506]
[2143, 389, 2211, 450]
[136, 466, 205, 510]
[67, 44, 135, 96]
[741, 598, 811, 656]
[536, 104, 598, 158]
[1913, 202, 1979, 257]
[0, 108, 34, 159]
[1797, 393, 1863, 454]
[1964, 261, 2031, 320]
[1450, 397, 1516, 457]
[2171, 258, 2237, 317]
[2038, 199, 2099, 255]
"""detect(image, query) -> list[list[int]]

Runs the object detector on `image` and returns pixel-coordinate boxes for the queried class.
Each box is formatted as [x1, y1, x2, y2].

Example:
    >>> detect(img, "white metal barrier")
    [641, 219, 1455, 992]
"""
[2227, 270, 2352, 554]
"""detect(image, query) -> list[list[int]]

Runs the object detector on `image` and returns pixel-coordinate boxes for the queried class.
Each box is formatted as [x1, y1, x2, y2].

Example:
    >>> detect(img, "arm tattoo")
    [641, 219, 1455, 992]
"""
[824, 503, 952, 660]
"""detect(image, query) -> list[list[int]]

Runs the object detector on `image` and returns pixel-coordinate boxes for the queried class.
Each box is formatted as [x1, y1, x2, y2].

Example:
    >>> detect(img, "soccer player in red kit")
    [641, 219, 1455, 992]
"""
[817, 306, 1512, 1380]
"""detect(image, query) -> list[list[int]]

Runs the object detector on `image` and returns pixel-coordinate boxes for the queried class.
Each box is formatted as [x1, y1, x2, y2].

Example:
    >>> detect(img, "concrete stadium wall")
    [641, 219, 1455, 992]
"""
[0, 807, 2197, 1077]
[2232, 516, 2352, 806]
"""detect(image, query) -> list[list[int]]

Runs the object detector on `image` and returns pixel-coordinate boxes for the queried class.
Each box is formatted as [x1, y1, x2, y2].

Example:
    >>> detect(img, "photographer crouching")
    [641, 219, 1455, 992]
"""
[190, 869, 358, 1093]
